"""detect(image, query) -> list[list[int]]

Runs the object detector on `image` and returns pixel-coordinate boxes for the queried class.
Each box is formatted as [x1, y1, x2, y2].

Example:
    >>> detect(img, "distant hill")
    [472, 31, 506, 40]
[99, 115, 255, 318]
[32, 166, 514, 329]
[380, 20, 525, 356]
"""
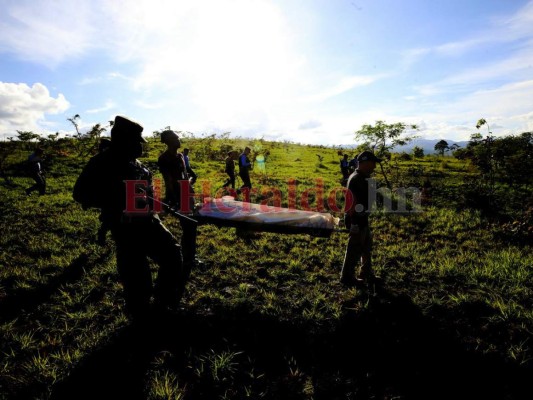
[395, 138, 469, 154]
[338, 138, 469, 154]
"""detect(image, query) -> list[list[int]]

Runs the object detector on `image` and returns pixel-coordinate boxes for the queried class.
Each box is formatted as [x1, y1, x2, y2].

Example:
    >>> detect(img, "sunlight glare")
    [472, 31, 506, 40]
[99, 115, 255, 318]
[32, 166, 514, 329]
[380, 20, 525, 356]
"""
[186, 0, 297, 117]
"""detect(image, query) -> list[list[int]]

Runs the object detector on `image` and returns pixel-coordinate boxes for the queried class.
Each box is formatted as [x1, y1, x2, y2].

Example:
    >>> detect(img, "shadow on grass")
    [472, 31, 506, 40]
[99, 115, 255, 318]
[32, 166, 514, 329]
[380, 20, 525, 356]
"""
[0, 252, 110, 324]
[41, 286, 532, 400]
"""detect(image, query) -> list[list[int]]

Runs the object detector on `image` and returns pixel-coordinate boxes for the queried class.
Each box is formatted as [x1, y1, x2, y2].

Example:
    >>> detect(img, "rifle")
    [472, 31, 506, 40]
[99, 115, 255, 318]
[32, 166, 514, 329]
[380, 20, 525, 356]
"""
[139, 186, 198, 225]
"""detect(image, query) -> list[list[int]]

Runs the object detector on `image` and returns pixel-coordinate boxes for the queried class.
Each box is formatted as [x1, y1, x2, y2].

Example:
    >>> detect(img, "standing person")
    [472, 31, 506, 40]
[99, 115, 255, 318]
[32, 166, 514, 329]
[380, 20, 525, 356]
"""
[340, 151, 382, 286]
[25, 147, 46, 196]
[158, 131, 189, 209]
[183, 148, 197, 185]
[73, 116, 186, 319]
[158, 130, 198, 275]
[340, 154, 350, 185]
[238, 146, 253, 190]
[223, 150, 237, 189]
[348, 154, 358, 172]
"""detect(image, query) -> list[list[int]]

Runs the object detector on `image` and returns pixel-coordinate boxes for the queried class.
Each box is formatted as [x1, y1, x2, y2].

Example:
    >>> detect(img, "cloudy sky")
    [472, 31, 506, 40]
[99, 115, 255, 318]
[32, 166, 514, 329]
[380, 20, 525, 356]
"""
[1, 0, 532, 144]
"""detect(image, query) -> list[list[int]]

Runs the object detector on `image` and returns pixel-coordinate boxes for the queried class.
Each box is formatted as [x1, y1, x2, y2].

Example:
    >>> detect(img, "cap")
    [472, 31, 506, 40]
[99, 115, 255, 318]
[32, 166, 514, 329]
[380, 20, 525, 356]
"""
[357, 151, 382, 163]
[111, 115, 146, 143]
[160, 130, 180, 144]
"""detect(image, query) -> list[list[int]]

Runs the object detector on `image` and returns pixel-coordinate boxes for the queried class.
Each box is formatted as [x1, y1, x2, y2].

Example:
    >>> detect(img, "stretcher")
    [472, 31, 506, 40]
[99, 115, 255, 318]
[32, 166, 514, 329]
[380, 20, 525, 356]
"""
[194, 196, 340, 237]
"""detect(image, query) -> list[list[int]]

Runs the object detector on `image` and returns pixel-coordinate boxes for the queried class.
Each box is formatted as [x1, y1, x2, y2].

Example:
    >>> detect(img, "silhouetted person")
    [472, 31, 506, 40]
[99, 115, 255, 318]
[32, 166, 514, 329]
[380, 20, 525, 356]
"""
[158, 131, 189, 209]
[223, 150, 237, 189]
[158, 130, 199, 275]
[340, 154, 350, 185]
[25, 147, 46, 196]
[238, 147, 252, 190]
[183, 148, 197, 185]
[73, 116, 186, 319]
[348, 155, 357, 172]
[340, 151, 382, 286]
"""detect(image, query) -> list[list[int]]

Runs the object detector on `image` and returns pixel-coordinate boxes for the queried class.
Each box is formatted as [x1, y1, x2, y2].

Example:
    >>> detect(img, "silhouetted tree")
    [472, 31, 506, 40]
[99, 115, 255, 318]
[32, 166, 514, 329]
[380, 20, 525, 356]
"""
[434, 140, 449, 156]
[355, 120, 418, 160]
[412, 146, 424, 158]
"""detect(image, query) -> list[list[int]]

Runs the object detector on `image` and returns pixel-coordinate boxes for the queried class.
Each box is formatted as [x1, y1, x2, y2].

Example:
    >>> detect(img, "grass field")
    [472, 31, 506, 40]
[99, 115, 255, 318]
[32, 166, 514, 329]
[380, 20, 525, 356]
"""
[0, 137, 532, 399]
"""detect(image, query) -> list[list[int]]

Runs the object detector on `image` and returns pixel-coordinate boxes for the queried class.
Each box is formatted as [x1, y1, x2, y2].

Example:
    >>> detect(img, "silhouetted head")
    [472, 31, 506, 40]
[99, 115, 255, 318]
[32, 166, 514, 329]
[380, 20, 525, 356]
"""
[110, 115, 145, 160]
[356, 151, 381, 174]
[160, 130, 181, 150]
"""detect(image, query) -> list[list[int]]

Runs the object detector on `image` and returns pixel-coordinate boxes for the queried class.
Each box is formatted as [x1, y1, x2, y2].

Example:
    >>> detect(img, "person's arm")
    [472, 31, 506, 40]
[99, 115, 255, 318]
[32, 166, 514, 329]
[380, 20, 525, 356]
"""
[73, 157, 103, 209]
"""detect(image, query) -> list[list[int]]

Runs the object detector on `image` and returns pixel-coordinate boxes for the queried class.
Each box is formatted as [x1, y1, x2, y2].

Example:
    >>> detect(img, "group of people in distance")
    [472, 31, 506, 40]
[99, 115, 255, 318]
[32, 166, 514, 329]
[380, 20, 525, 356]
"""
[340, 153, 359, 186]
[71, 115, 381, 321]
[159, 132, 253, 195]
[223, 146, 253, 191]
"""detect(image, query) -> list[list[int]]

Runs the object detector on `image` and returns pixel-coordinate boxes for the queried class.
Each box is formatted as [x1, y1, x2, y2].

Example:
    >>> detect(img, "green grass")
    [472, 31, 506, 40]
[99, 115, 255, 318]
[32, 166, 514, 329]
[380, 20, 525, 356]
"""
[0, 138, 532, 399]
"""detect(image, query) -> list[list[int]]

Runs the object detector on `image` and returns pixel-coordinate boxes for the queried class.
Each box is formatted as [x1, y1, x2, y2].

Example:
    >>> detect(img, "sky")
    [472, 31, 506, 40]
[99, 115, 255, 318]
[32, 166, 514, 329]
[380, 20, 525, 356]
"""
[1, 0, 532, 145]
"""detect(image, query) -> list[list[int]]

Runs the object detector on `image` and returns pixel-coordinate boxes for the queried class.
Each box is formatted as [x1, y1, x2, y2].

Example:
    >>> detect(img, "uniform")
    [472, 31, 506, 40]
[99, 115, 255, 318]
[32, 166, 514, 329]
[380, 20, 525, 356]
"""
[73, 116, 185, 318]
[340, 150, 381, 285]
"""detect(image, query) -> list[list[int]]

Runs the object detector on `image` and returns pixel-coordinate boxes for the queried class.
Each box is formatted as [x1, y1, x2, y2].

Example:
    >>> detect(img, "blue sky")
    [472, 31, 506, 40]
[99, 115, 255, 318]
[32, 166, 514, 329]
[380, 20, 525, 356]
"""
[1, 0, 532, 144]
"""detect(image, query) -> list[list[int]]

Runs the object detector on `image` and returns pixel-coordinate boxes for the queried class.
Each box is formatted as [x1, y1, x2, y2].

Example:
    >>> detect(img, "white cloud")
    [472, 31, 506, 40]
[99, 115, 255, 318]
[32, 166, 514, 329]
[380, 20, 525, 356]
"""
[393, 80, 533, 141]
[2, 1, 532, 145]
[0, 0, 98, 67]
[396, 2, 533, 141]
[302, 74, 385, 103]
[298, 119, 322, 130]
[79, 72, 132, 86]
[403, 1, 533, 63]
[415, 46, 533, 96]
[0, 82, 70, 136]
[85, 101, 116, 114]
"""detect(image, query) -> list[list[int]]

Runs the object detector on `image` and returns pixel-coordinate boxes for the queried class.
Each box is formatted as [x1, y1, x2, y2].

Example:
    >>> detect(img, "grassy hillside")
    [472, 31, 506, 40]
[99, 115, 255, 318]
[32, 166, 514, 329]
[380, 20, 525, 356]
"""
[0, 137, 531, 399]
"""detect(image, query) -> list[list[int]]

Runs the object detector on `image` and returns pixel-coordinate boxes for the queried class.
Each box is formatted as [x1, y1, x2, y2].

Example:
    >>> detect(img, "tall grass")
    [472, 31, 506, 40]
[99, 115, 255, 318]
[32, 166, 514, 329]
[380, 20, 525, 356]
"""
[0, 139, 531, 399]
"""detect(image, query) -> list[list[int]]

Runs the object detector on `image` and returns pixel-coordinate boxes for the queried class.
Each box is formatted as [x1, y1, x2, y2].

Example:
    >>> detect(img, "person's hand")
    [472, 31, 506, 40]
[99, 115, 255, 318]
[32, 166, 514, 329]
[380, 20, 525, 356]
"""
[349, 224, 360, 237]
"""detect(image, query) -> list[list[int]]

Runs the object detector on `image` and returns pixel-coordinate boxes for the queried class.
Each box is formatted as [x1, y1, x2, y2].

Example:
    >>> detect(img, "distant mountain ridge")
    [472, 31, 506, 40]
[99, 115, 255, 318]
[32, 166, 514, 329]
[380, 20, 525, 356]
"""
[337, 138, 469, 154]
[396, 138, 469, 154]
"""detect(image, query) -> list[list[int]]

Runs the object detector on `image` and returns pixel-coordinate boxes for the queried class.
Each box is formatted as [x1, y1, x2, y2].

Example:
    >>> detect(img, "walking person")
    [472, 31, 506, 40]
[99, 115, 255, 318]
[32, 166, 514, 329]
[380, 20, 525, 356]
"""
[340, 151, 382, 286]
[223, 150, 237, 189]
[73, 116, 187, 319]
[238, 147, 253, 190]
[340, 154, 350, 185]
[25, 147, 46, 196]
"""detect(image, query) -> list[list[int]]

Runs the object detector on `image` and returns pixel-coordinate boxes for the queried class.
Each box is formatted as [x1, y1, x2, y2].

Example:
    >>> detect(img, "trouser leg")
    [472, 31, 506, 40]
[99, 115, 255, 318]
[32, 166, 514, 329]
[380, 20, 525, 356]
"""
[28, 173, 45, 195]
[239, 172, 251, 189]
[37, 174, 46, 195]
[147, 219, 186, 306]
[179, 218, 197, 266]
[114, 236, 152, 317]
[359, 228, 373, 278]
[143, 220, 184, 306]
[340, 233, 363, 281]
